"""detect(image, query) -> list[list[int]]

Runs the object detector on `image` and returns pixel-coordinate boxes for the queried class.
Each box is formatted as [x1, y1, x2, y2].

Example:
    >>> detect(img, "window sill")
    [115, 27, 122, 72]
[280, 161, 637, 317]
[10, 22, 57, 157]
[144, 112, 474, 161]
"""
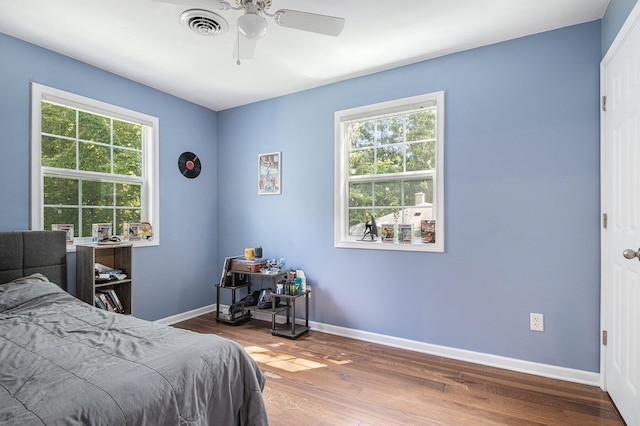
[65, 238, 159, 253]
[335, 239, 443, 253]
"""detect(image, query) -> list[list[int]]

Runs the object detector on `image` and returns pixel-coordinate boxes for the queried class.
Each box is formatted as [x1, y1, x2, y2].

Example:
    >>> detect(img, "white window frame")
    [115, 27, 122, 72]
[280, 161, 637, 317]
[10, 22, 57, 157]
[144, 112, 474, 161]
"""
[334, 91, 445, 252]
[30, 83, 160, 251]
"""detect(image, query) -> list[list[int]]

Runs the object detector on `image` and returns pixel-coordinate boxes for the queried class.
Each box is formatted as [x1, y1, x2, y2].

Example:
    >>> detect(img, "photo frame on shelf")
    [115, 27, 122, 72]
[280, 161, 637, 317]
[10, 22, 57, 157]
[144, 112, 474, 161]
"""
[91, 223, 112, 242]
[124, 222, 142, 241]
[220, 255, 243, 287]
[258, 151, 281, 195]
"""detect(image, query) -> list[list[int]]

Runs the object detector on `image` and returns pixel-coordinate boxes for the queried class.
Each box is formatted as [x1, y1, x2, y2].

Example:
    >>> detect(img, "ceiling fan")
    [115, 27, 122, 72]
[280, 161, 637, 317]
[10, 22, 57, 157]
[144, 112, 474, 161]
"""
[155, 0, 345, 63]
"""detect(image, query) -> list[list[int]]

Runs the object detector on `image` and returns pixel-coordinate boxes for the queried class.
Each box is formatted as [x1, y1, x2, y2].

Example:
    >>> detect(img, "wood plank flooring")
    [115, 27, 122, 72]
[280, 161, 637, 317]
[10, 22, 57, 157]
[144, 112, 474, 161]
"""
[172, 313, 625, 426]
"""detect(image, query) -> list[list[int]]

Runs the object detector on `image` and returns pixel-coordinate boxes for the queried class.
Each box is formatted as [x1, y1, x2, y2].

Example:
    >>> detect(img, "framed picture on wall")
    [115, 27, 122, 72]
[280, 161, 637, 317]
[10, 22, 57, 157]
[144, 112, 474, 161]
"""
[258, 151, 281, 195]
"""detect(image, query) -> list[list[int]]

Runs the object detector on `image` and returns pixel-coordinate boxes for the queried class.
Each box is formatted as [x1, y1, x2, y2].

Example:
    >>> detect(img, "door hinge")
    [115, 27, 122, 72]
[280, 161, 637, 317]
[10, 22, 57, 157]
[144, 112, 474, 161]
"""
[602, 330, 608, 346]
[602, 213, 608, 229]
[602, 95, 607, 112]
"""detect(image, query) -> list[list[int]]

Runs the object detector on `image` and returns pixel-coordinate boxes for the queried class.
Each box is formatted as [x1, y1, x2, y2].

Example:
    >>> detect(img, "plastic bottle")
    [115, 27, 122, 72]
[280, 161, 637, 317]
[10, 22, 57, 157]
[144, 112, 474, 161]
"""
[299, 270, 306, 293]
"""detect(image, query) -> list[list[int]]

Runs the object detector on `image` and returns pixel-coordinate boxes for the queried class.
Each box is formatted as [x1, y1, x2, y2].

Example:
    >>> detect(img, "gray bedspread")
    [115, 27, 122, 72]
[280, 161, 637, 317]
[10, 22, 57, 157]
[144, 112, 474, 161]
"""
[0, 274, 268, 425]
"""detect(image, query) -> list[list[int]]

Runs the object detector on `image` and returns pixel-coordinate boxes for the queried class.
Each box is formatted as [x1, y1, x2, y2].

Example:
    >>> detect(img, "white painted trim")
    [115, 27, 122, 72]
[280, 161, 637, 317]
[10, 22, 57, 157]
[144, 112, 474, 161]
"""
[30, 82, 160, 246]
[333, 91, 445, 253]
[159, 306, 599, 386]
[602, 1, 640, 64]
[154, 304, 216, 325]
[599, 55, 608, 392]
[600, 48, 608, 393]
[310, 321, 600, 386]
[599, 0, 640, 392]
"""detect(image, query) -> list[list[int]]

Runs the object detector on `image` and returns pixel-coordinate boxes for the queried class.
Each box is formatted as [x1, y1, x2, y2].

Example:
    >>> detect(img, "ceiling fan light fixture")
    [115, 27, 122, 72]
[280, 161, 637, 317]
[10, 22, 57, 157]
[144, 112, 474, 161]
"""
[237, 12, 268, 40]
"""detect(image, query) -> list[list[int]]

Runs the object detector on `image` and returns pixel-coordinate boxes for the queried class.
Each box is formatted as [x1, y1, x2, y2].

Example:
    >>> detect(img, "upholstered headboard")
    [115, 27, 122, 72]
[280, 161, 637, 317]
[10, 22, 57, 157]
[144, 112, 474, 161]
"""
[0, 231, 67, 290]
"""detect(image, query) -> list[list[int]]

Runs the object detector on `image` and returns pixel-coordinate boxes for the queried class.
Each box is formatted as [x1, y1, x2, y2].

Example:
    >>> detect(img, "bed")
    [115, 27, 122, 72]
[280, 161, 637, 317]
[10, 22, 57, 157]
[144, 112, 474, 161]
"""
[0, 230, 268, 425]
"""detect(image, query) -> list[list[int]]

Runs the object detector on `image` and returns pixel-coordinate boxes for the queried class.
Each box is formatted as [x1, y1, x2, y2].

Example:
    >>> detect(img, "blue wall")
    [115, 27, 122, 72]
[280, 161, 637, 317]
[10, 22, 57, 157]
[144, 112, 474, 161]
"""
[218, 21, 602, 372]
[0, 33, 219, 321]
[2, 3, 635, 373]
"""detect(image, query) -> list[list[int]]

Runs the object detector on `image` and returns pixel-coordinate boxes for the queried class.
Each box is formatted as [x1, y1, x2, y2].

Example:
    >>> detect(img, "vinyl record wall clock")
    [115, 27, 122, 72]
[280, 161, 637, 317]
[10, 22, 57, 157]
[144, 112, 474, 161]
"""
[178, 152, 201, 179]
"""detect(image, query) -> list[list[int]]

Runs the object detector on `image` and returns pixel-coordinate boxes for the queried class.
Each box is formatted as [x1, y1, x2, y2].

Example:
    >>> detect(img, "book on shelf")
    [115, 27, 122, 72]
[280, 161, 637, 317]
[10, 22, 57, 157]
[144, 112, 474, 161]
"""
[219, 255, 241, 287]
[94, 294, 107, 310]
[421, 220, 436, 243]
[97, 289, 124, 313]
[94, 263, 121, 274]
[398, 224, 412, 243]
[94, 263, 127, 281]
[380, 224, 395, 242]
[109, 289, 124, 312]
[231, 257, 266, 264]
[97, 293, 115, 312]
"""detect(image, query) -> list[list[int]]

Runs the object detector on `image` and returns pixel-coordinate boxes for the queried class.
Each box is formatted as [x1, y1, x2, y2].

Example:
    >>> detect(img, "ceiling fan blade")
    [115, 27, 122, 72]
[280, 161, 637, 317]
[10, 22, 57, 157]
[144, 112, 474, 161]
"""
[273, 9, 345, 37]
[233, 31, 257, 63]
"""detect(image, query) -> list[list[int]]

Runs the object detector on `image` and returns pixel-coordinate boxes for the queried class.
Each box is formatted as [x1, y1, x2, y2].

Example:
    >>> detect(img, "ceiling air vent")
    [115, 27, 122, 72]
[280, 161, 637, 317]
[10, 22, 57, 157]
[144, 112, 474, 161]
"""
[181, 9, 228, 36]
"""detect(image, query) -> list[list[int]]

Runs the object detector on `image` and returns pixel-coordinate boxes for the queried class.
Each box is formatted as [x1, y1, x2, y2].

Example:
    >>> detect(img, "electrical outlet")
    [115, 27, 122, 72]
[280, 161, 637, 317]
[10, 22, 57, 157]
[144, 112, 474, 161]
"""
[530, 313, 544, 331]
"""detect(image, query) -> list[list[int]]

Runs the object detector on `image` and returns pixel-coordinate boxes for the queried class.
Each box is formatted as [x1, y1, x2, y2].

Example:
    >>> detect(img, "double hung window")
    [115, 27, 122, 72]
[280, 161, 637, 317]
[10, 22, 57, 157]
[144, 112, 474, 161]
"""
[334, 92, 444, 252]
[30, 83, 159, 248]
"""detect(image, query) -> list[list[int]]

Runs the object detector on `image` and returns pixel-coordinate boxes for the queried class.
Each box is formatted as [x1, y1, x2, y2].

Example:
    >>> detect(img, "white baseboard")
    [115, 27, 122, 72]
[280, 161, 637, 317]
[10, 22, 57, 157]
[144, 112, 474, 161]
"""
[310, 321, 600, 387]
[154, 304, 216, 325]
[157, 305, 600, 387]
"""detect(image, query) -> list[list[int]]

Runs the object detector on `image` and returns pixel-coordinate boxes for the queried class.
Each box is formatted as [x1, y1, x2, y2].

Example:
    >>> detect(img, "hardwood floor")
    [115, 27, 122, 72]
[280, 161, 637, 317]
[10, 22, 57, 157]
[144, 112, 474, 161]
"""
[172, 313, 625, 426]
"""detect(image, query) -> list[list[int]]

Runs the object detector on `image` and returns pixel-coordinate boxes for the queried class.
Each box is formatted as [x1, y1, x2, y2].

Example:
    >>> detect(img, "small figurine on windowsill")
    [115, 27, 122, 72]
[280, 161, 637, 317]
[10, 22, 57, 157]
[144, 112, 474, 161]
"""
[360, 214, 378, 241]
[140, 221, 153, 240]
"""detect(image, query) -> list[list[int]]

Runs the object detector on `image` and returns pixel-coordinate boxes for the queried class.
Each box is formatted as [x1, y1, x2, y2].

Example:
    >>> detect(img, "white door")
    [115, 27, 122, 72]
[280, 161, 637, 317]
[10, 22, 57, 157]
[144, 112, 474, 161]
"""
[601, 4, 640, 426]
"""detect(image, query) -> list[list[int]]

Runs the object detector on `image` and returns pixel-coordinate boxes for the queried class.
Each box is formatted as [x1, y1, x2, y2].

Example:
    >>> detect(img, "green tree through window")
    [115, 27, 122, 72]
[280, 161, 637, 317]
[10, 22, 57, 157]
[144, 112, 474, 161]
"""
[335, 92, 444, 252]
[32, 83, 159, 245]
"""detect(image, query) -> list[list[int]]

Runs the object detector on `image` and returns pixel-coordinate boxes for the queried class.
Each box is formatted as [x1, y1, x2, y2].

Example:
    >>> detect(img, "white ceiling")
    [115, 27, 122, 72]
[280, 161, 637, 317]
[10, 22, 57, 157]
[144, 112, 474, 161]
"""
[0, 0, 609, 111]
